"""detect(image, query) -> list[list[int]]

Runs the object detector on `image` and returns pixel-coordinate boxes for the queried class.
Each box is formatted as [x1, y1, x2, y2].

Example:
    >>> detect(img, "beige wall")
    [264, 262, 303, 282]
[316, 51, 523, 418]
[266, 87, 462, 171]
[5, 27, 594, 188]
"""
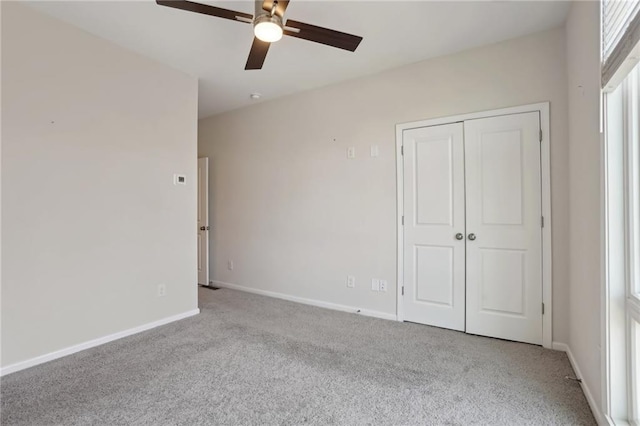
[1, 3, 199, 368]
[565, 0, 603, 418]
[199, 28, 570, 341]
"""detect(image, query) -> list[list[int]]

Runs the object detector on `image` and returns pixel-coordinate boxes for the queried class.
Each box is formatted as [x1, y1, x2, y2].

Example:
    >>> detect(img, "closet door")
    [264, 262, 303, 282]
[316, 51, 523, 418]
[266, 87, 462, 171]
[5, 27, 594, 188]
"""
[464, 112, 542, 344]
[403, 123, 466, 331]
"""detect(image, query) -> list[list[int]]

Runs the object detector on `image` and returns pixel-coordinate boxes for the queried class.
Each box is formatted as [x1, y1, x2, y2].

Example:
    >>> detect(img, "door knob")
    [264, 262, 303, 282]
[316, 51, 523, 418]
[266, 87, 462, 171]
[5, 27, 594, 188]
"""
[200, 226, 206, 231]
[455, 233, 464, 240]
[468, 233, 476, 241]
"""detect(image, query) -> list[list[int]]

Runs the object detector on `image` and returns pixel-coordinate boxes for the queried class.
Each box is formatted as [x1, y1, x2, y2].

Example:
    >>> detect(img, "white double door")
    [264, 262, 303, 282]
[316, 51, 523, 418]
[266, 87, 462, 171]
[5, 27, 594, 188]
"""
[402, 112, 543, 345]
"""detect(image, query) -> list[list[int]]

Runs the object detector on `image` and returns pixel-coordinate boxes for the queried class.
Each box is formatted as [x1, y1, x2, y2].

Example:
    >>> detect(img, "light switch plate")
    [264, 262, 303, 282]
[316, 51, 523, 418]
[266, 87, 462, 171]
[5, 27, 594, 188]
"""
[371, 279, 380, 291]
[173, 174, 186, 185]
[370, 145, 379, 157]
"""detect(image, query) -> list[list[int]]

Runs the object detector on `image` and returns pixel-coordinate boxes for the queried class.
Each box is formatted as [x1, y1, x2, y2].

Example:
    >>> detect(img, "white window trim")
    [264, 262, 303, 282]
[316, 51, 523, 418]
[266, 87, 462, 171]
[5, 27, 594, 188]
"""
[602, 63, 640, 426]
[625, 62, 640, 425]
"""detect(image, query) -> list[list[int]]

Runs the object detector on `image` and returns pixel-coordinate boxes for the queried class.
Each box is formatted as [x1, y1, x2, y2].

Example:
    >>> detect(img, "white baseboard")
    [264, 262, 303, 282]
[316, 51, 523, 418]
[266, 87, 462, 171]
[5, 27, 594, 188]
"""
[552, 342, 606, 425]
[551, 342, 570, 352]
[212, 280, 397, 321]
[0, 308, 200, 377]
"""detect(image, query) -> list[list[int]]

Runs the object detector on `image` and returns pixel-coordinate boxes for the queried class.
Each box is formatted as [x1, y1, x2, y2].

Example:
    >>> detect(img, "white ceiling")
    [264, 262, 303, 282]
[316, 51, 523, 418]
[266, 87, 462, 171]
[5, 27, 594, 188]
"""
[26, 0, 570, 118]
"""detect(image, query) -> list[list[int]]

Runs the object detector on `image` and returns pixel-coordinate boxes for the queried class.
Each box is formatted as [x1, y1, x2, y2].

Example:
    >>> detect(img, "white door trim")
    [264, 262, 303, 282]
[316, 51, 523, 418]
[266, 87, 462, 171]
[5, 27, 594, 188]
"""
[396, 102, 553, 349]
[197, 157, 210, 286]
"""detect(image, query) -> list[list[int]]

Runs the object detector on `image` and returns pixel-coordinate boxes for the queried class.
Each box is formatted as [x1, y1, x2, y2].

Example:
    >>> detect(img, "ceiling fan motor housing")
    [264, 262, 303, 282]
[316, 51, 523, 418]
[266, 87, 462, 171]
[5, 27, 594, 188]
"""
[254, 13, 282, 29]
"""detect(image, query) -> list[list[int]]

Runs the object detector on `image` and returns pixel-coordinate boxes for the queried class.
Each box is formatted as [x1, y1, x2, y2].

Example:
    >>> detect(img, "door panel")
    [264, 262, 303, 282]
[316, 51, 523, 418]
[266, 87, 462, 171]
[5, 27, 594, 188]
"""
[197, 158, 209, 285]
[478, 248, 525, 315]
[403, 123, 466, 331]
[480, 132, 523, 225]
[464, 112, 542, 344]
[415, 245, 454, 306]
[415, 139, 454, 225]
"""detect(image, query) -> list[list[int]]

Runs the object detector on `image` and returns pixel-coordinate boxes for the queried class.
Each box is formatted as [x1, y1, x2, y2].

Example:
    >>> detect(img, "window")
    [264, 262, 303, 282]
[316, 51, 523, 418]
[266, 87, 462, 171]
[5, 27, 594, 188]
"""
[605, 59, 640, 425]
[625, 61, 640, 425]
[603, 2, 640, 422]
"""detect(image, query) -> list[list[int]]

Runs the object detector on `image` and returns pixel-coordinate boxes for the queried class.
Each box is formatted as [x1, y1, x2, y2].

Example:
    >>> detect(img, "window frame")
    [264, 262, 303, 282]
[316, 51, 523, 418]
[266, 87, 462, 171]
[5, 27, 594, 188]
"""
[623, 63, 640, 424]
[603, 61, 640, 426]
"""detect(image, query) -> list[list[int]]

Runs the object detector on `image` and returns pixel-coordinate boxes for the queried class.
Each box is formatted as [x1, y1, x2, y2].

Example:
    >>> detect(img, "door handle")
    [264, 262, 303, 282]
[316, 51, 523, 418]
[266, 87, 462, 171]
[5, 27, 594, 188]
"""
[455, 233, 464, 240]
[468, 233, 476, 241]
[200, 226, 210, 231]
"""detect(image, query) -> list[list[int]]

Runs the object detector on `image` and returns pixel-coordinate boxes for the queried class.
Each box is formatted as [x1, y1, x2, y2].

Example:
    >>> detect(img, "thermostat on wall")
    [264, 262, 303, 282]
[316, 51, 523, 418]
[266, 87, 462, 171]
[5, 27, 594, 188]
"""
[173, 174, 186, 185]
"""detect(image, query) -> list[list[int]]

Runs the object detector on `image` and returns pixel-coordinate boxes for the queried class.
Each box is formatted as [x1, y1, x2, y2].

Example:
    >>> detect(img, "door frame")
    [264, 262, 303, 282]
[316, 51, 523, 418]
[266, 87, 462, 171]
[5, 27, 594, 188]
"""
[197, 157, 210, 286]
[395, 102, 553, 349]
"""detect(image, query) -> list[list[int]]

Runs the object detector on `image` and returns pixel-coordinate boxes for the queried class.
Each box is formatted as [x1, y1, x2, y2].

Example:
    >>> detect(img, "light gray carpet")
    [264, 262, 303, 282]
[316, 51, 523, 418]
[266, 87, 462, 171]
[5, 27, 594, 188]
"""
[1, 288, 595, 425]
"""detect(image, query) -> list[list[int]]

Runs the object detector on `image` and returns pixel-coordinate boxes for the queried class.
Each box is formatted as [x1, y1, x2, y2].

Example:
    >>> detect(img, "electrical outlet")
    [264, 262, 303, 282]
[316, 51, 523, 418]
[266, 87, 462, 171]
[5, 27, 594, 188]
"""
[379, 280, 388, 292]
[347, 275, 355, 288]
[227, 260, 234, 271]
[371, 279, 380, 291]
[157, 284, 166, 297]
[347, 147, 356, 159]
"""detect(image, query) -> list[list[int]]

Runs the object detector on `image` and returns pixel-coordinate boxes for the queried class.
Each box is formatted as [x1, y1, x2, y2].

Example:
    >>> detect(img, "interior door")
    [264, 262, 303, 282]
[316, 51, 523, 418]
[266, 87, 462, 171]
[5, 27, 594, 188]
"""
[403, 123, 466, 331]
[464, 112, 542, 344]
[197, 157, 209, 285]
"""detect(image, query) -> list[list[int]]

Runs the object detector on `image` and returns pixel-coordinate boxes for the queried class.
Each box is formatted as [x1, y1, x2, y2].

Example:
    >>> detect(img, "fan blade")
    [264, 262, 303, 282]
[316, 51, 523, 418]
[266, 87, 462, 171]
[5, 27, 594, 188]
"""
[156, 0, 253, 22]
[245, 38, 271, 70]
[262, 0, 290, 18]
[283, 20, 362, 52]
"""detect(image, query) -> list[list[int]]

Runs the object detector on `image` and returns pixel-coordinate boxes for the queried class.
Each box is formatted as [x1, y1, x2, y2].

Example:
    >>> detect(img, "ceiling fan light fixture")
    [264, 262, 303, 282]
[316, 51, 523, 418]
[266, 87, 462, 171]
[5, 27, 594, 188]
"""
[156, 0, 363, 71]
[253, 14, 283, 43]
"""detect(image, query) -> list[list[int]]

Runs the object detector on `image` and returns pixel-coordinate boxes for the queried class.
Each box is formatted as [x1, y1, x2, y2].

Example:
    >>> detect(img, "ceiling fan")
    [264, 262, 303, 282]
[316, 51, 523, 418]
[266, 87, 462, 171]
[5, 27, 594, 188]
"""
[156, 0, 363, 70]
